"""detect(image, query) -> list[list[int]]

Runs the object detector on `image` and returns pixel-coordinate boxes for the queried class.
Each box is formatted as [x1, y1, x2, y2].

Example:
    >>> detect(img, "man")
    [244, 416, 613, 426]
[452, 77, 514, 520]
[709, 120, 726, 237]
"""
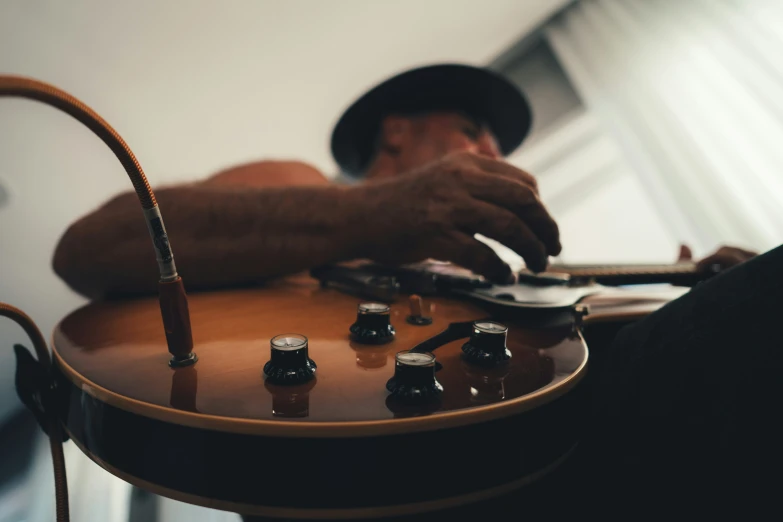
[52, 64, 775, 517]
[51, 64, 752, 299]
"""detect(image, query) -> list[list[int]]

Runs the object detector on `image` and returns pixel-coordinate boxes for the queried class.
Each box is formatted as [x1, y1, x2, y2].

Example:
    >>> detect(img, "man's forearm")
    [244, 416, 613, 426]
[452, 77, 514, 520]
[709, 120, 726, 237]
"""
[52, 184, 362, 298]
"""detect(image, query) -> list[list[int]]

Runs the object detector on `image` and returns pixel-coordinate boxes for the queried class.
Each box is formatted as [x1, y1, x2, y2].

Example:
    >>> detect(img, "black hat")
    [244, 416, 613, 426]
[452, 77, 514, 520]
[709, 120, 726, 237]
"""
[330, 63, 532, 178]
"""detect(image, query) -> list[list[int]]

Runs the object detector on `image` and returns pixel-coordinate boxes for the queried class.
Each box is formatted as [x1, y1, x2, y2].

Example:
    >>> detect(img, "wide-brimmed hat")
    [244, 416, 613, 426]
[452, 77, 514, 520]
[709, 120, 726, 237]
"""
[330, 63, 532, 178]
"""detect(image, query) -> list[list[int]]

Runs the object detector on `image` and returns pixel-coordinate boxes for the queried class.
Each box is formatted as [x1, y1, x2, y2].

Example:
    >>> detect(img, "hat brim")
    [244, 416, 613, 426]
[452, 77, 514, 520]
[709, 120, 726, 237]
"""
[330, 63, 532, 178]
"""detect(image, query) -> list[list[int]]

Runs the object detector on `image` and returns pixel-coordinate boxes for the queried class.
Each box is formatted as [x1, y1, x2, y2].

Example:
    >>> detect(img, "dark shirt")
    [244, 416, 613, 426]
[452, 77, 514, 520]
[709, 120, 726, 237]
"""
[584, 243, 783, 516]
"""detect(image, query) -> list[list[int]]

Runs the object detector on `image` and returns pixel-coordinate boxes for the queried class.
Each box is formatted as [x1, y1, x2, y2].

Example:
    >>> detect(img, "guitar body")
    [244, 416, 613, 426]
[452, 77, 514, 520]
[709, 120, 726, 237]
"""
[51, 274, 590, 520]
[0, 77, 717, 521]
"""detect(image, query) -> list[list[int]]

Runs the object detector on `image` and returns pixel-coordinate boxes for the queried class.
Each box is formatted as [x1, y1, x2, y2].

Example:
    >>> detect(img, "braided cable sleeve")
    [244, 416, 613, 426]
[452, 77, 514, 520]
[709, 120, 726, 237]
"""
[0, 75, 156, 209]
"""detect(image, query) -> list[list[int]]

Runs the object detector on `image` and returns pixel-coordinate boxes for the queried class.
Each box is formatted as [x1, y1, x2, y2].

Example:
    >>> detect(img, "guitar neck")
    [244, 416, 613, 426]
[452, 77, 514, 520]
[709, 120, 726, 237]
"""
[553, 261, 697, 277]
[532, 262, 708, 286]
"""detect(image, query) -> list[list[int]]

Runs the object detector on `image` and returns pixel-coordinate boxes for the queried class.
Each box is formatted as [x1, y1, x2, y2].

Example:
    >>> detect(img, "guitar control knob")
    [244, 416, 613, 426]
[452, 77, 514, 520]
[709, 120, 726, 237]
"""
[349, 303, 395, 344]
[385, 350, 443, 402]
[406, 295, 433, 325]
[461, 320, 512, 367]
[263, 333, 316, 385]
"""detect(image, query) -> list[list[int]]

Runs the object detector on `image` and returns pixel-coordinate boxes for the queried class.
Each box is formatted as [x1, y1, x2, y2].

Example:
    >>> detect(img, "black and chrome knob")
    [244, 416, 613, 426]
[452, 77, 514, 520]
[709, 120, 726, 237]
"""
[263, 333, 317, 385]
[385, 350, 443, 402]
[349, 302, 395, 344]
[461, 320, 512, 367]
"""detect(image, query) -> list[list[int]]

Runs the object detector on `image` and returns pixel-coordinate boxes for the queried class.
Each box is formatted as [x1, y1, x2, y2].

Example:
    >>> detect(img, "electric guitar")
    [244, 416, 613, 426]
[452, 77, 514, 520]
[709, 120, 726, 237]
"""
[48, 260, 712, 520]
[1, 74, 718, 522]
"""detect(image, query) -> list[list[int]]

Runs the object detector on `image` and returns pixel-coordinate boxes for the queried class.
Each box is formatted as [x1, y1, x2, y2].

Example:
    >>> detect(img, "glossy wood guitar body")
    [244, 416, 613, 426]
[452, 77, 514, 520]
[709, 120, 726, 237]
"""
[1, 77, 701, 521]
[52, 274, 590, 519]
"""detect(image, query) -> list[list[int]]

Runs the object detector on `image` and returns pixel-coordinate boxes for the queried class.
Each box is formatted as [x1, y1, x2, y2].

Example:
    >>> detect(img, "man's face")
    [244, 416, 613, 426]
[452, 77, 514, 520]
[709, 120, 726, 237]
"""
[386, 111, 501, 174]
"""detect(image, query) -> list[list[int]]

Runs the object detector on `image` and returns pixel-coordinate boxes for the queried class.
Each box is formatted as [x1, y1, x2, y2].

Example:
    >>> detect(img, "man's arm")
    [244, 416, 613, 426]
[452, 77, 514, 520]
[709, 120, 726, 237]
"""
[202, 159, 331, 188]
[52, 181, 361, 299]
[53, 151, 562, 300]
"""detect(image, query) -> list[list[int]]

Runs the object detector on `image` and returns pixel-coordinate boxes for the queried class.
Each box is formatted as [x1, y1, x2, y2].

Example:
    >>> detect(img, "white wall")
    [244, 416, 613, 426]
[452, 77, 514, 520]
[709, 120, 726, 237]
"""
[484, 37, 680, 270]
[542, 0, 783, 256]
[482, 108, 680, 272]
[502, 40, 584, 143]
[513, 110, 680, 264]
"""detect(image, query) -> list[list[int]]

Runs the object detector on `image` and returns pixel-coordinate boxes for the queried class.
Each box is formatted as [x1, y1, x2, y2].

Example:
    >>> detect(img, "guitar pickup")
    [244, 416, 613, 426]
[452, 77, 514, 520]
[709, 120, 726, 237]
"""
[310, 265, 400, 302]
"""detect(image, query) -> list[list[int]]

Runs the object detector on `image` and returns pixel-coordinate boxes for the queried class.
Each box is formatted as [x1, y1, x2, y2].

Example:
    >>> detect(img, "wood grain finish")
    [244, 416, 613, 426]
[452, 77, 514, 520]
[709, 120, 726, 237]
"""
[52, 275, 587, 436]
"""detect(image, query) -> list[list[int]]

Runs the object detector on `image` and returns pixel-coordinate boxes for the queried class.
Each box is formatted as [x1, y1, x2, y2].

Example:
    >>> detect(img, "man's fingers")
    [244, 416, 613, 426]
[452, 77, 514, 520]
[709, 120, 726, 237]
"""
[721, 246, 757, 259]
[453, 200, 549, 273]
[466, 154, 539, 193]
[460, 171, 561, 257]
[696, 246, 758, 271]
[678, 244, 693, 261]
[696, 254, 742, 271]
[436, 232, 515, 285]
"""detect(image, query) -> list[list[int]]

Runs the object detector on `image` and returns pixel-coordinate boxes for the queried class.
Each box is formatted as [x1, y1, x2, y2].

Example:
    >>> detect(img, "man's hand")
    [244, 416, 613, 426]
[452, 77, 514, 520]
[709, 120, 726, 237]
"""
[348, 151, 561, 284]
[678, 244, 757, 272]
